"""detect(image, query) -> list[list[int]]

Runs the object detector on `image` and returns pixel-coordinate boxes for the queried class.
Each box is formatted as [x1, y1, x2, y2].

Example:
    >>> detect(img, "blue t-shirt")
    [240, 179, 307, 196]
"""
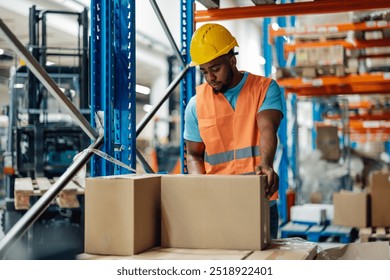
[184, 72, 284, 143]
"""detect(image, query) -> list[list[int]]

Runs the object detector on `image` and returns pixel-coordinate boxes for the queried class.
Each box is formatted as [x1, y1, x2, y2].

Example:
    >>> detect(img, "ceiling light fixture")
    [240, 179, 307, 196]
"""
[143, 104, 153, 113]
[136, 84, 151, 95]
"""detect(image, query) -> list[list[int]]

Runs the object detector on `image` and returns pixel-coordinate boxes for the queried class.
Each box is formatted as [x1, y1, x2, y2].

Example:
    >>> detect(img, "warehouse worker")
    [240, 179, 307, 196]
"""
[184, 23, 284, 239]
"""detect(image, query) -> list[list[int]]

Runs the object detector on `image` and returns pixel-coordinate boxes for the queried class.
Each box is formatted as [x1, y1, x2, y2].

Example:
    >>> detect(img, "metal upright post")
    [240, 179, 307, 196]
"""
[263, 18, 272, 78]
[180, 0, 195, 174]
[113, 0, 137, 174]
[264, 5, 290, 224]
[90, 0, 113, 176]
[288, 93, 301, 204]
[312, 100, 324, 150]
[278, 88, 289, 224]
[80, 8, 89, 111]
[90, 0, 137, 176]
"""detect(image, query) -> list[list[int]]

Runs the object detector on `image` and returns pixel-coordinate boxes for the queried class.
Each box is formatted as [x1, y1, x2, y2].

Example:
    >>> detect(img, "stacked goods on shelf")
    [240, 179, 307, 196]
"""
[351, 11, 390, 74]
[275, 12, 390, 79]
[293, 44, 346, 78]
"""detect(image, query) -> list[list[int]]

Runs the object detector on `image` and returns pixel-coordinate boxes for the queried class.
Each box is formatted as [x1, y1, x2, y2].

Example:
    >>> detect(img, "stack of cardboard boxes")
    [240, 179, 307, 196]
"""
[79, 173, 389, 260]
[333, 170, 390, 229]
[82, 174, 319, 260]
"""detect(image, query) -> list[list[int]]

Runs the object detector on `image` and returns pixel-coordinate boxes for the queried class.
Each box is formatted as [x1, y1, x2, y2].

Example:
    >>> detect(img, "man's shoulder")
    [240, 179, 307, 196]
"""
[187, 95, 197, 108]
[246, 72, 273, 82]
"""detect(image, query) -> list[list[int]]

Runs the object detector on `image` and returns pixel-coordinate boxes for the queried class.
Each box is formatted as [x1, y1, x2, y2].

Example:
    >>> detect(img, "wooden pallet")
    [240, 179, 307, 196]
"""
[281, 222, 357, 243]
[14, 177, 85, 210]
[359, 227, 390, 242]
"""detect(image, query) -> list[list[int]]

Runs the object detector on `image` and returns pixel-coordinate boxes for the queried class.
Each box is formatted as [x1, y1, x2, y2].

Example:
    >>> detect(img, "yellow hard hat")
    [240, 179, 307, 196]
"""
[189, 23, 238, 67]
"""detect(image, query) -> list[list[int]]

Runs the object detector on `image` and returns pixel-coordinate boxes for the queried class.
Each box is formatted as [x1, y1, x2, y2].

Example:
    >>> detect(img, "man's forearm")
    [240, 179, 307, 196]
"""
[260, 128, 278, 168]
[187, 154, 206, 174]
[256, 110, 282, 168]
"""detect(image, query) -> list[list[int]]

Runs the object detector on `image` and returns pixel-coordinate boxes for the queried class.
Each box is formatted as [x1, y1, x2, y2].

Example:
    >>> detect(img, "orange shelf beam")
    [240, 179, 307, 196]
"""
[350, 127, 390, 134]
[194, 0, 390, 23]
[325, 113, 390, 121]
[284, 84, 390, 96]
[350, 133, 389, 142]
[348, 101, 373, 110]
[349, 120, 390, 128]
[270, 21, 390, 38]
[278, 73, 390, 88]
[284, 38, 390, 52]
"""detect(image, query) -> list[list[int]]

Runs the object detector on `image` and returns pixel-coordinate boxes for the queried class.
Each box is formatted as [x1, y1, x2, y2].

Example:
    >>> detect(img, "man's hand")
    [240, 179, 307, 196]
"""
[255, 164, 279, 199]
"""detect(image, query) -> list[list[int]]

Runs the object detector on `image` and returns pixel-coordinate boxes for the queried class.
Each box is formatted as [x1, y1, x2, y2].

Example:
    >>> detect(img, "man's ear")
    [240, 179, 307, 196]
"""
[230, 55, 237, 67]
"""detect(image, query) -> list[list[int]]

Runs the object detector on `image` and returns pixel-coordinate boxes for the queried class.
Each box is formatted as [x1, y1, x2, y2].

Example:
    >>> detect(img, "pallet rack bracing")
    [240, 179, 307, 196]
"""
[0, 0, 189, 258]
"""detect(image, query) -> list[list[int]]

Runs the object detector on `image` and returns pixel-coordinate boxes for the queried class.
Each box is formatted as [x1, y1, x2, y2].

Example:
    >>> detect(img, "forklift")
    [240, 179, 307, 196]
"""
[1, 6, 89, 259]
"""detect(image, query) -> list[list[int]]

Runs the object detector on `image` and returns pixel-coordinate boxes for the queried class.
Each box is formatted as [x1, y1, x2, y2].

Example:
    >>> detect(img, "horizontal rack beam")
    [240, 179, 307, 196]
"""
[284, 38, 390, 52]
[285, 84, 390, 96]
[194, 0, 390, 22]
[278, 73, 390, 88]
[270, 21, 390, 38]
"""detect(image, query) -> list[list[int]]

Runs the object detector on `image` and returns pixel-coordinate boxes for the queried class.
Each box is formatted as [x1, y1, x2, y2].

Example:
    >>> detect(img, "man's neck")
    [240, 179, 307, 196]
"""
[230, 69, 244, 89]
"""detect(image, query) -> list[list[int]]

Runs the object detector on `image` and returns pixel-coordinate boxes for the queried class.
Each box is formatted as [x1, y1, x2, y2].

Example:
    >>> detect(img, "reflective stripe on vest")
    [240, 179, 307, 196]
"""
[205, 146, 260, 165]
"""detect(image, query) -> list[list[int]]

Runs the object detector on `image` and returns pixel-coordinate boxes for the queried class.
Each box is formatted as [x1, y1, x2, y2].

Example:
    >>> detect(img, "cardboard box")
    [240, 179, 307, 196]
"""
[161, 174, 270, 251]
[315, 125, 340, 161]
[371, 171, 390, 226]
[318, 45, 345, 65]
[84, 174, 161, 256]
[296, 48, 309, 66]
[316, 241, 389, 260]
[333, 191, 370, 228]
[310, 192, 323, 204]
[245, 238, 318, 260]
[308, 47, 320, 66]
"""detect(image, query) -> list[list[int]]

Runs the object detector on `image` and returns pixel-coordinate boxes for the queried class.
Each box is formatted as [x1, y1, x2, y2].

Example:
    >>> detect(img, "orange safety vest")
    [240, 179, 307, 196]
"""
[196, 73, 278, 200]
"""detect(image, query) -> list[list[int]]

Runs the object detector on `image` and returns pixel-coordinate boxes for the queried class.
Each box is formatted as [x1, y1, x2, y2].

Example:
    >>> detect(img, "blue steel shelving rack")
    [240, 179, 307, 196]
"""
[90, 0, 136, 176]
[180, 0, 195, 174]
[263, 13, 290, 225]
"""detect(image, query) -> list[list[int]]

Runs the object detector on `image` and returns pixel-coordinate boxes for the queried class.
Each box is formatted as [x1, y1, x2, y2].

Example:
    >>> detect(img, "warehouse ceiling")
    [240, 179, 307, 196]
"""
[0, 0, 166, 93]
